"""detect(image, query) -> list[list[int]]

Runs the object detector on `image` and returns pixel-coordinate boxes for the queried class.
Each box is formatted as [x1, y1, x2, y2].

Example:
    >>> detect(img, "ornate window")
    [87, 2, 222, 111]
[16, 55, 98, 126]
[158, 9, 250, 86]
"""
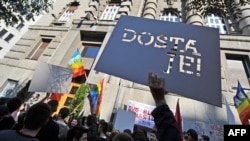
[205, 13, 228, 34]
[58, 6, 78, 22]
[160, 11, 180, 22]
[100, 5, 120, 20]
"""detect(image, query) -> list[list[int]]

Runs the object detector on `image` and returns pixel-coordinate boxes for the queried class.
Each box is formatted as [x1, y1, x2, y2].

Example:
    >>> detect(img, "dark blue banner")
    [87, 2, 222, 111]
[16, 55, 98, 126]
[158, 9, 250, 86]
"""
[95, 15, 221, 106]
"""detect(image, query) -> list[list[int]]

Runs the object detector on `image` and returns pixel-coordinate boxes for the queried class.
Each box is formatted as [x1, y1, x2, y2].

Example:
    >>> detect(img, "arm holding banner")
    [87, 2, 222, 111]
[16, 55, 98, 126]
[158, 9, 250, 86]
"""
[149, 72, 182, 141]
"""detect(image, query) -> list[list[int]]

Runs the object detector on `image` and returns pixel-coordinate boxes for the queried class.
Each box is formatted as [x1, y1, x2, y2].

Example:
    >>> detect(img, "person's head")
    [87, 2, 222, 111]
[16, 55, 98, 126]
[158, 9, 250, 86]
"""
[24, 102, 51, 130]
[0, 105, 9, 119]
[200, 135, 209, 141]
[98, 120, 108, 134]
[112, 132, 134, 141]
[123, 129, 132, 136]
[184, 129, 198, 141]
[86, 114, 97, 127]
[149, 131, 157, 141]
[34, 93, 40, 99]
[132, 129, 147, 141]
[81, 116, 87, 126]
[6, 97, 22, 113]
[67, 125, 88, 141]
[70, 118, 79, 127]
[47, 100, 58, 114]
[107, 122, 114, 132]
[58, 107, 69, 119]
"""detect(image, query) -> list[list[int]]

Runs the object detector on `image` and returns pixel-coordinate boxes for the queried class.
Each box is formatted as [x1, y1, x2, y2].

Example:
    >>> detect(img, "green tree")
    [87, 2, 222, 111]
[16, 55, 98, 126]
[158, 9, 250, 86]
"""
[69, 83, 89, 116]
[0, 0, 54, 26]
[186, 0, 250, 14]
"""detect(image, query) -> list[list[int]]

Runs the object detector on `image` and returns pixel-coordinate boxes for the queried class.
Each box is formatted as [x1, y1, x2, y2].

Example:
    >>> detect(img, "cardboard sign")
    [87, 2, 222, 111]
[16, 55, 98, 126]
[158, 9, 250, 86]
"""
[95, 15, 221, 107]
[29, 61, 73, 93]
[113, 109, 136, 132]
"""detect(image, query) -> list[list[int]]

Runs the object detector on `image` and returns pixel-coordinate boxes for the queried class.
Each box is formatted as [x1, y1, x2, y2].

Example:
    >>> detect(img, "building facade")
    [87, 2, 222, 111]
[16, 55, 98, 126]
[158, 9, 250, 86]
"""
[0, 0, 56, 59]
[0, 0, 250, 140]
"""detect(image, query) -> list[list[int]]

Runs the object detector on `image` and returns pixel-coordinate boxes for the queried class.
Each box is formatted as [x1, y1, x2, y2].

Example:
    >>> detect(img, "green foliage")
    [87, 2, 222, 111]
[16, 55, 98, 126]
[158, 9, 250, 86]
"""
[183, 0, 250, 21]
[185, 0, 250, 15]
[69, 83, 89, 116]
[0, 0, 54, 27]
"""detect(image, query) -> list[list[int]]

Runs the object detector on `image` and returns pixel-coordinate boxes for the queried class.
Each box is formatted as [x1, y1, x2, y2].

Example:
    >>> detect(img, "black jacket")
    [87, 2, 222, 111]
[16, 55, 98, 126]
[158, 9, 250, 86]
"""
[151, 104, 182, 141]
[36, 117, 59, 141]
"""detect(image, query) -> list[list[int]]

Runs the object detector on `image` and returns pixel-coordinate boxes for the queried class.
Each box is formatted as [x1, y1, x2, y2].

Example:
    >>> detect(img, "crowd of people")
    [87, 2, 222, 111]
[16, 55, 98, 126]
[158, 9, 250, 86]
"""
[0, 73, 210, 141]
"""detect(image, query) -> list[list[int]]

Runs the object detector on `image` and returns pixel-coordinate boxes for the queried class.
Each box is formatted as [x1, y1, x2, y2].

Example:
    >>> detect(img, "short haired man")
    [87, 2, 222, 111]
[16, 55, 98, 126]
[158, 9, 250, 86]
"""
[0, 102, 51, 141]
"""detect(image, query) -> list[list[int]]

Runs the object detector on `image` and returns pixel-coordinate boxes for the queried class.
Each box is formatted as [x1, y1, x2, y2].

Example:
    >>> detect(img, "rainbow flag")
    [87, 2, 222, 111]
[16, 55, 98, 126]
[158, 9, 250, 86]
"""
[95, 78, 104, 119]
[68, 48, 86, 78]
[89, 87, 99, 114]
[233, 81, 250, 125]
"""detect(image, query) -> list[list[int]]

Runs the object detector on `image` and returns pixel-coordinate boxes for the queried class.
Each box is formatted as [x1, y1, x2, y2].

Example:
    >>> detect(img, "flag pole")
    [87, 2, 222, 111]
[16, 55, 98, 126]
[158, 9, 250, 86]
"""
[111, 79, 122, 122]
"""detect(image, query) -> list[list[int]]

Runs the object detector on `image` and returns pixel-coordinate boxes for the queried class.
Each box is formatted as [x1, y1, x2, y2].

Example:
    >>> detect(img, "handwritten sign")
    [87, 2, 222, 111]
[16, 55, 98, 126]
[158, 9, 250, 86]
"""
[127, 100, 156, 129]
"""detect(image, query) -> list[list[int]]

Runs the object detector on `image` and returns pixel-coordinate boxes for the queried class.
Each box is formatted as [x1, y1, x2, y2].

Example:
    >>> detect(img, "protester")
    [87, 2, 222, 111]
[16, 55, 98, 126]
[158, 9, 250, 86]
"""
[0, 105, 15, 130]
[6, 97, 24, 122]
[0, 102, 51, 141]
[112, 132, 134, 141]
[200, 135, 209, 141]
[81, 116, 88, 128]
[183, 129, 198, 141]
[36, 100, 59, 141]
[123, 129, 132, 137]
[97, 120, 108, 141]
[107, 130, 119, 141]
[148, 72, 182, 141]
[148, 131, 157, 141]
[67, 125, 88, 141]
[86, 114, 98, 141]
[132, 129, 147, 141]
[56, 107, 70, 141]
[12, 111, 26, 130]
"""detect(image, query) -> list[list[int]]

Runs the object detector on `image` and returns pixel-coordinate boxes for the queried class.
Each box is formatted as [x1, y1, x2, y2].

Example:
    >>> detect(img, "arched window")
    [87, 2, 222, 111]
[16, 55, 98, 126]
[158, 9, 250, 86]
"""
[160, 11, 180, 23]
[205, 13, 228, 34]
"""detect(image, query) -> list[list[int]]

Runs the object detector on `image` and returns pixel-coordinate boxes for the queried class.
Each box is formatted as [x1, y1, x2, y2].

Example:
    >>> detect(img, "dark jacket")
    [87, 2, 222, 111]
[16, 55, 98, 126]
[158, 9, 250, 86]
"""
[87, 122, 98, 141]
[36, 117, 59, 141]
[151, 104, 182, 141]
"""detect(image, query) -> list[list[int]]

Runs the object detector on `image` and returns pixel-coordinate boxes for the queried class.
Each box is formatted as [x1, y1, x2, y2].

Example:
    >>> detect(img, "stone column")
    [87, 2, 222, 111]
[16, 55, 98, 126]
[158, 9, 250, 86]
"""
[235, 0, 250, 35]
[185, 0, 204, 26]
[143, 0, 157, 19]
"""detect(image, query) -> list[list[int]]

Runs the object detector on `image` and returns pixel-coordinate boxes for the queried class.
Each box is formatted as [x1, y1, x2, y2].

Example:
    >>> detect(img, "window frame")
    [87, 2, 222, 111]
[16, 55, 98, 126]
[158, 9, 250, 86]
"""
[160, 10, 180, 23]
[4, 33, 14, 42]
[100, 4, 120, 21]
[58, 6, 77, 22]
[29, 38, 53, 60]
[16, 23, 25, 31]
[225, 54, 250, 90]
[205, 13, 229, 34]
[81, 45, 100, 59]
[0, 28, 8, 38]
[0, 79, 18, 98]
